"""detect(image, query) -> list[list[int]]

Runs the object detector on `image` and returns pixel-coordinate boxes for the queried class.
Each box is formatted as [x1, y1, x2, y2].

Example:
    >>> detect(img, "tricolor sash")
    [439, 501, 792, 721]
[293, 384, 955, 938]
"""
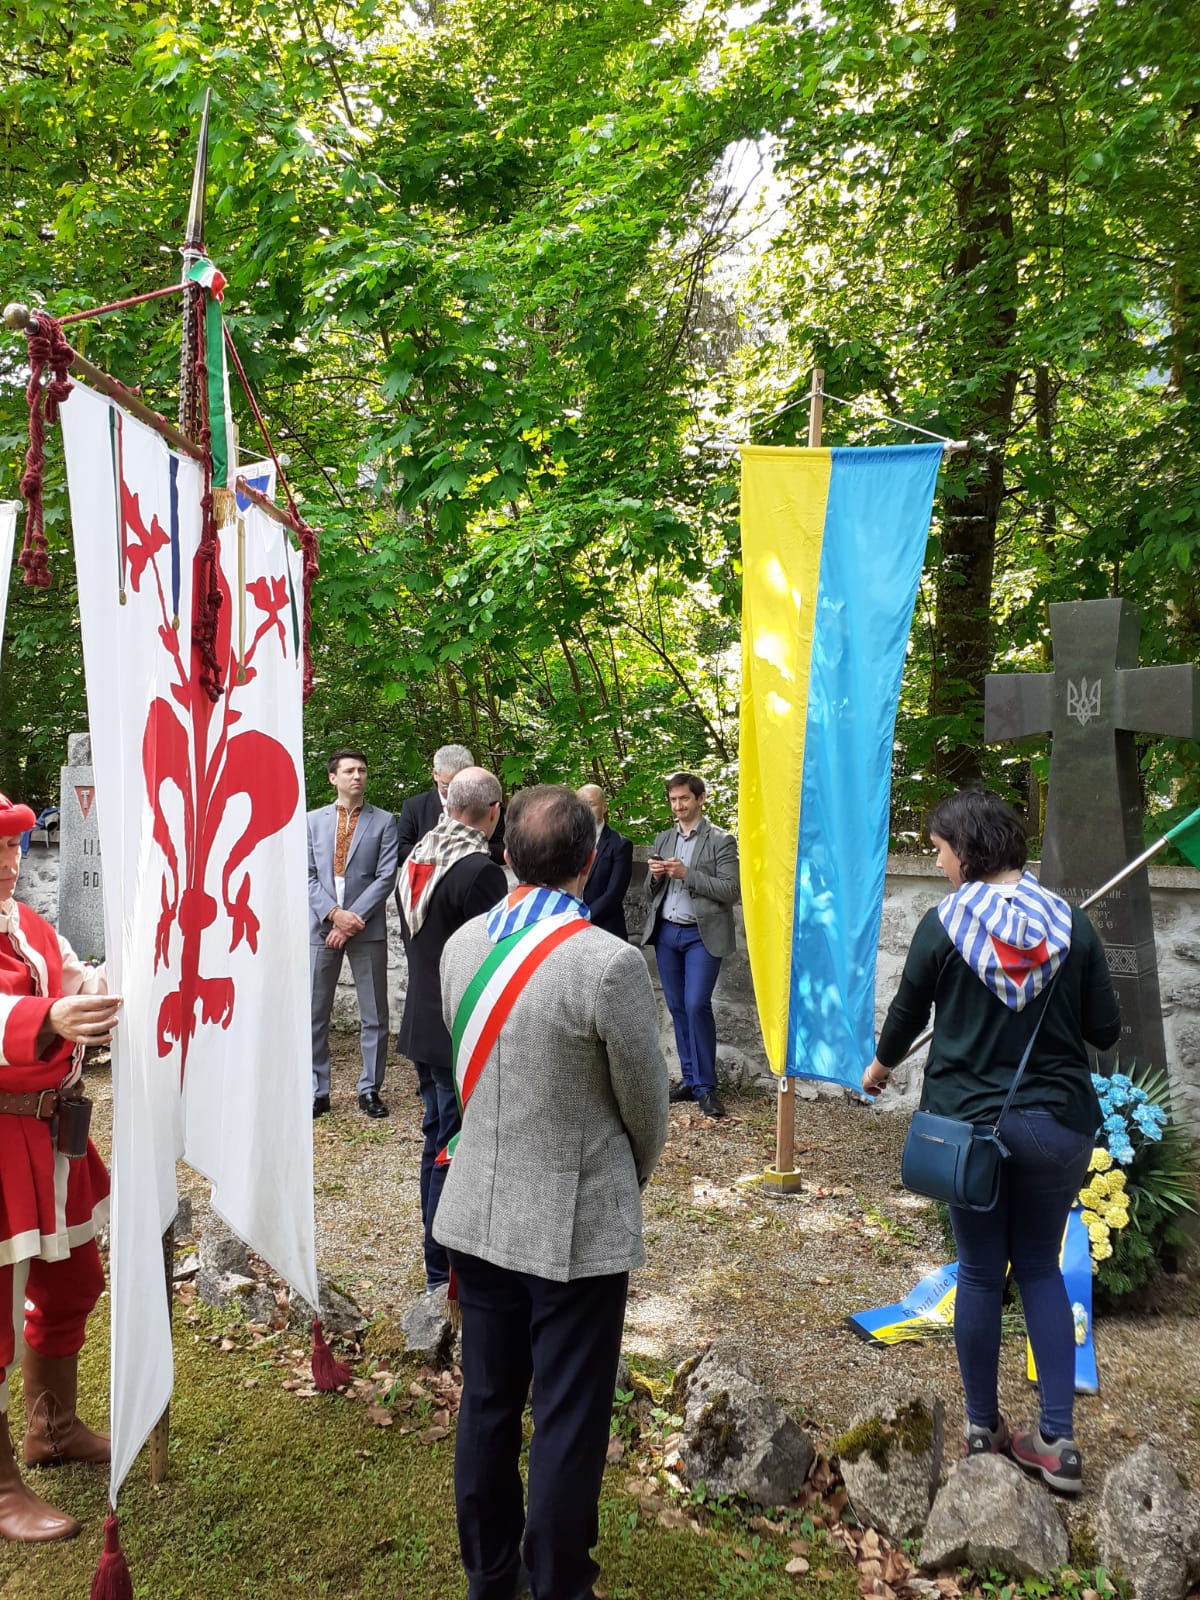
[437, 909, 591, 1166]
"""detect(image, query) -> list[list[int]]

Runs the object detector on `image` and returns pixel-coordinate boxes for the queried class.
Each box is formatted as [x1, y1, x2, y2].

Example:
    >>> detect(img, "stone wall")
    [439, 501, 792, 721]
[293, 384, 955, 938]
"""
[16, 841, 1200, 1116]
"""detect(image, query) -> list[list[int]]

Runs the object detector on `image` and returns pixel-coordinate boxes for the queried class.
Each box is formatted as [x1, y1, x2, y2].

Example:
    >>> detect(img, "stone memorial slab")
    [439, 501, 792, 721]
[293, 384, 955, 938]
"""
[58, 731, 105, 960]
[986, 599, 1200, 1074]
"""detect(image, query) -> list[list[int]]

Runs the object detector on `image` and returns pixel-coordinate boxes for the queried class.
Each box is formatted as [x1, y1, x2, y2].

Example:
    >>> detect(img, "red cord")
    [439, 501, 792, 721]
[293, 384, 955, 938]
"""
[223, 324, 320, 701]
[19, 312, 75, 589]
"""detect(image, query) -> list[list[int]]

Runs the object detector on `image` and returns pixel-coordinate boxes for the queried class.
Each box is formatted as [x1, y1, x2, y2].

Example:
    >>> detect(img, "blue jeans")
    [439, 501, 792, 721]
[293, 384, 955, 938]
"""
[653, 921, 722, 1095]
[950, 1108, 1092, 1439]
[416, 1060, 460, 1290]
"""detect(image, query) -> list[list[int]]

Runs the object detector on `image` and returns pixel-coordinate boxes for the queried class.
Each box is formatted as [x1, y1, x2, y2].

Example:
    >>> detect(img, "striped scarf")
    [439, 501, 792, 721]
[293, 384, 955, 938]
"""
[937, 871, 1072, 1011]
[398, 816, 491, 937]
[485, 884, 591, 942]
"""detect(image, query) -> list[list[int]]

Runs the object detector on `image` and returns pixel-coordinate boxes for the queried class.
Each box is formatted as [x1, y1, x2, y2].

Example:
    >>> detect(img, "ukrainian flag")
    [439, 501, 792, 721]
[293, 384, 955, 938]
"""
[739, 443, 942, 1089]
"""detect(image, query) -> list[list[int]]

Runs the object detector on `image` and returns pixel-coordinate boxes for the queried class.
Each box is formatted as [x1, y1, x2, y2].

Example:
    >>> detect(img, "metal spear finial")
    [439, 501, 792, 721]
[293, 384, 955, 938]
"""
[183, 87, 212, 257]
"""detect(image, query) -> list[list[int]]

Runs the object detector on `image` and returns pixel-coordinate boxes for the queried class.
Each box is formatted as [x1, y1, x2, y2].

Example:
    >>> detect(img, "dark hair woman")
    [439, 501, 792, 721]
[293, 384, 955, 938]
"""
[862, 788, 1120, 1494]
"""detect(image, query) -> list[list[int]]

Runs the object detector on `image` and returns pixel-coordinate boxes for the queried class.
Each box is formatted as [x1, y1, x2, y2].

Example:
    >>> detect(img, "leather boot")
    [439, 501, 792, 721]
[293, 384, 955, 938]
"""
[0, 1410, 80, 1541]
[21, 1351, 110, 1468]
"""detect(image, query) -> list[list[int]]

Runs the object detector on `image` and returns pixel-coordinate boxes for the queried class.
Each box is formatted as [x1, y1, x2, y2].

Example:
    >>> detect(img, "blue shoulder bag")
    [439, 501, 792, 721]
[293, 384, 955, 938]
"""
[900, 975, 1060, 1213]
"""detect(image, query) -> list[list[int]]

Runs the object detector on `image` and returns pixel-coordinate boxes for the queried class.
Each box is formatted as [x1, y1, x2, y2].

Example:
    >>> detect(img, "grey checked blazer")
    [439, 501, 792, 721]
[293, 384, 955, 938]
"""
[433, 915, 669, 1282]
[639, 815, 740, 958]
[307, 802, 400, 945]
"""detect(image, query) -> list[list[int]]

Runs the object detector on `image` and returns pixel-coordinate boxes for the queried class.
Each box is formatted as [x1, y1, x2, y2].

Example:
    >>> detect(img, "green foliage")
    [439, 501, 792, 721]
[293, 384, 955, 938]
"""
[1, 0, 1198, 833]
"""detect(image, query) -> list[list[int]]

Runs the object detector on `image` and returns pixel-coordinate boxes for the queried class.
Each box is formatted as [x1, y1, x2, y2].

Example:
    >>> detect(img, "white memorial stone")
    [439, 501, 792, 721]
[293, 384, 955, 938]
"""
[58, 731, 105, 960]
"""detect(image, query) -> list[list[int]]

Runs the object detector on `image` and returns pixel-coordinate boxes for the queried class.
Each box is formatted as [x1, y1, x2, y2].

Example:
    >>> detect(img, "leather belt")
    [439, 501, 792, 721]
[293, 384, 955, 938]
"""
[0, 1085, 81, 1120]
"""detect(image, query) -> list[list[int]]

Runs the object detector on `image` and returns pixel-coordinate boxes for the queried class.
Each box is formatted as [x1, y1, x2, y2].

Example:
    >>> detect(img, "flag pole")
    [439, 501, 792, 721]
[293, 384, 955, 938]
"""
[761, 369, 825, 1197]
[146, 89, 213, 1489]
[895, 803, 1200, 1065]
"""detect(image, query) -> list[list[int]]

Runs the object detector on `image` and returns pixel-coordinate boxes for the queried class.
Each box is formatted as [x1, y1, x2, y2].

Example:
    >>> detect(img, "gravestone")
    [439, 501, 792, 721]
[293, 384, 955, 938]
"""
[58, 732, 105, 960]
[986, 599, 1200, 1074]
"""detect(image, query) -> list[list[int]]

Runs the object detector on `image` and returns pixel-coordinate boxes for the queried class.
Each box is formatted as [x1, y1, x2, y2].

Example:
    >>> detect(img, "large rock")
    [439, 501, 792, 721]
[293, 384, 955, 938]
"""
[836, 1396, 944, 1541]
[677, 1345, 813, 1506]
[196, 1270, 278, 1325]
[1095, 1445, 1200, 1600]
[920, 1456, 1068, 1578]
[198, 1214, 251, 1277]
[289, 1271, 366, 1337]
[401, 1285, 454, 1366]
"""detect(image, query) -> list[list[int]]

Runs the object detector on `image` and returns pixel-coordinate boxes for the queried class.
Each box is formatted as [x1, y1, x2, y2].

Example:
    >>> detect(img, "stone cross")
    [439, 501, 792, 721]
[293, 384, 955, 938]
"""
[58, 731, 105, 961]
[985, 598, 1200, 1074]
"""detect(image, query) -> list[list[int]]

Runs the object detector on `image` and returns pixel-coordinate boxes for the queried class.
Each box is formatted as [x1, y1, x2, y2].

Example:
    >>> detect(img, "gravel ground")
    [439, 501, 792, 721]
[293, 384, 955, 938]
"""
[93, 1034, 1200, 1503]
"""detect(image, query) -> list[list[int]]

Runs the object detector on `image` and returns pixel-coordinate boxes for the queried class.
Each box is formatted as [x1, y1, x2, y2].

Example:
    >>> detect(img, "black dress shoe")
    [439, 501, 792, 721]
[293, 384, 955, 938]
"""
[668, 1081, 694, 1103]
[697, 1090, 725, 1119]
[312, 1094, 331, 1118]
[358, 1091, 388, 1119]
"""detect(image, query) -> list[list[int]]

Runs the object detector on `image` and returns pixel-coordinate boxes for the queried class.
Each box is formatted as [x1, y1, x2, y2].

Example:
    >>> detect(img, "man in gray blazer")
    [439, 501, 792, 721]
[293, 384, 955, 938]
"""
[308, 748, 399, 1118]
[436, 785, 668, 1600]
[639, 771, 740, 1119]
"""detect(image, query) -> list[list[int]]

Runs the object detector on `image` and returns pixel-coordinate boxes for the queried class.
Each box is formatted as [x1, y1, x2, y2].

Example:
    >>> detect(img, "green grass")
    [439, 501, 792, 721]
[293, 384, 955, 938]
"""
[0, 1315, 856, 1600]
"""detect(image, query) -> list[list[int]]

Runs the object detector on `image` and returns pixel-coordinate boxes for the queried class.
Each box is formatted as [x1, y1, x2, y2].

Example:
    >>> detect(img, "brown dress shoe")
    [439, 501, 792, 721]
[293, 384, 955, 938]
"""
[0, 1414, 80, 1542]
[21, 1351, 110, 1468]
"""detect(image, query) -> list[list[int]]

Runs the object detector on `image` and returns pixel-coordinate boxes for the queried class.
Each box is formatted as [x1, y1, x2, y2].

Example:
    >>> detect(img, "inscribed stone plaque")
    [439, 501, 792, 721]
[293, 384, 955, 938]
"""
[59, 731, 105, 960]
[986, 599, 1200, 1074]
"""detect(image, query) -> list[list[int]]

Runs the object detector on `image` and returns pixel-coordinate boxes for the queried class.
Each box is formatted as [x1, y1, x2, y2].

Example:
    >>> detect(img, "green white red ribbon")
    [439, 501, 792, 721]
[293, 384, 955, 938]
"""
[187, 257, 235, 489]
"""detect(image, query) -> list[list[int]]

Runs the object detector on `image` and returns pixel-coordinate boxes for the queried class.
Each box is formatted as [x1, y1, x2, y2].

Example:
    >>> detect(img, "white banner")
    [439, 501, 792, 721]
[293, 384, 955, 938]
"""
[61, 384, 317, 1500]
[0, 500, 17, 667]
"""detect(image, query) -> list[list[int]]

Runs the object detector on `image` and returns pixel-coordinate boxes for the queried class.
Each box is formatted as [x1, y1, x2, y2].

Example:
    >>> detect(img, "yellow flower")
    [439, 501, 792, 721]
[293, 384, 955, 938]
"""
[1080, 1209, 1102, 1230]
[1087, 1222, 1110, 1245]
[1092, 1237, 1113, 1260]
[1089, 1147, 1113, 1173]
[1078, 1187, 1103, 1211]
[1091, 1172, 1112, 1198]
[1106, 1207, 1130, 1231]
[1107, 1170, 1127, 1193]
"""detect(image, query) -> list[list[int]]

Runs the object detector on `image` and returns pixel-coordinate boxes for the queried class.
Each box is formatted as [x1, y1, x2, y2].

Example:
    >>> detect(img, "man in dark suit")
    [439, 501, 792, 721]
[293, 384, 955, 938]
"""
[308, 749, 399, 1118]
[576, 784, 633, 940]
[396, 767, 507, 1293]
[396, 743, 506, 869]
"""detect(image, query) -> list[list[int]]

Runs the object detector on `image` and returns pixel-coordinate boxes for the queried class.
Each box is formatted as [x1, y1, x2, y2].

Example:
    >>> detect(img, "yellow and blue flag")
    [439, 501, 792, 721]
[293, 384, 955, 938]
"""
[739, 443, 942, 1088]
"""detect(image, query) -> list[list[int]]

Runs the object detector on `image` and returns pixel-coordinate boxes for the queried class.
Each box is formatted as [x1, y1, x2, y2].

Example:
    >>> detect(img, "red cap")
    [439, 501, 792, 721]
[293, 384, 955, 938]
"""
[0, 794, 37, 836]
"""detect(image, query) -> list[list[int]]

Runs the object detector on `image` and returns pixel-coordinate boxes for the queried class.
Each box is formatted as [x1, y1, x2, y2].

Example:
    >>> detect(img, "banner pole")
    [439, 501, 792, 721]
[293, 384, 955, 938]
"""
[145, 89, 213, 1488]
[761, 369, 825, 1197]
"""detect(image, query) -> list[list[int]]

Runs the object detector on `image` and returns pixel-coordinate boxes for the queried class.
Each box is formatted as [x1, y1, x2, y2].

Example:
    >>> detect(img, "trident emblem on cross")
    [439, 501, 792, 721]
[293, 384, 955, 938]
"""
[1066, 676, 1102, 726]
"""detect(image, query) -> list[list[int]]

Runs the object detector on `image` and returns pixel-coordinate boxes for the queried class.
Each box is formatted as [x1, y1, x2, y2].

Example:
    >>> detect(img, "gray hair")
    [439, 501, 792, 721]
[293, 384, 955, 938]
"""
[446, 768, 501, 824]
[433, 744, 474, 775]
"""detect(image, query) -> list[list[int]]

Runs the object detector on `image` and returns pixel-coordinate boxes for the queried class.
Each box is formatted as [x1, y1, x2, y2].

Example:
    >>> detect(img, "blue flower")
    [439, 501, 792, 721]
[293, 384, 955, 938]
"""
[1104, 1112, 1128, 1135]
[1106, 1081, 1131, 1108]
[1091, 1073, 1108, 1094]
[1110, 1139, 1136, 1166]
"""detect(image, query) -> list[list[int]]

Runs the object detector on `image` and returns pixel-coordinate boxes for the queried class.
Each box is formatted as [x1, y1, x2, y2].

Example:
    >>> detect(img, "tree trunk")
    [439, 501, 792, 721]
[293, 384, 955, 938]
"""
[928, 0, 1021, 788]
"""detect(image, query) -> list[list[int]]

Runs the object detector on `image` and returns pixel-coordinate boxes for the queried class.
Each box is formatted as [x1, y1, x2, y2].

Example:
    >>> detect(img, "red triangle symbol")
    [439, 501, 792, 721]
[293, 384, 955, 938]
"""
[75, 785, 95, 821]
[992, 935, 1047, 982]
[407, 860, 435, 904]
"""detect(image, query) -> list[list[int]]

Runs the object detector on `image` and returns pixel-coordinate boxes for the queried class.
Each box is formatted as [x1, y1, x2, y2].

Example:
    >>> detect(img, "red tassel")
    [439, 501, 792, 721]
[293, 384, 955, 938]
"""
[310, 1318, 351, 1391]
[90, 1511, 134, 1600]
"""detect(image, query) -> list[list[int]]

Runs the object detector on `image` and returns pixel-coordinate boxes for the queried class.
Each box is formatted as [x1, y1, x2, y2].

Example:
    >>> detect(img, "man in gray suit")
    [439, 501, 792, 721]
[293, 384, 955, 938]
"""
[436, 785, 668, 1600]
[308, 748, 399, 1118]
[640, 771, 740, 1119]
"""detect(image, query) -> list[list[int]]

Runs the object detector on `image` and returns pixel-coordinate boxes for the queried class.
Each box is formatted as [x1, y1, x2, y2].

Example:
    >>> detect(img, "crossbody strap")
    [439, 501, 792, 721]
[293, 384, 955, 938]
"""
[989, 969, 1063, 1139]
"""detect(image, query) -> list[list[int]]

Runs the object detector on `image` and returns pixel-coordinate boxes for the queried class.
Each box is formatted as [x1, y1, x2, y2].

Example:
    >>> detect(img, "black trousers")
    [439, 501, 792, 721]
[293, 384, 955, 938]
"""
[448, 1249, 628, 1600]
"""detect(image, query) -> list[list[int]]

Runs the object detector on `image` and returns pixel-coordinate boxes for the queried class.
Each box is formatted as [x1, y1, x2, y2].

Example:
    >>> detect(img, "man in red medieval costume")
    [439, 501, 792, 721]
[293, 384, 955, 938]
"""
[0, 793, 121, 1542]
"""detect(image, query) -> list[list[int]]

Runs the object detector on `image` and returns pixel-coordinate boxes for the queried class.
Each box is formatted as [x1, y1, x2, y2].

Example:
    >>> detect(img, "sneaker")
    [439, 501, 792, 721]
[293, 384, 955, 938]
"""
[1009, 1425, 1083, 1495]
[697, 1091, 725, 1119]
[963, 1415, 1009, 1458]
[668, 1082, 694, 1103]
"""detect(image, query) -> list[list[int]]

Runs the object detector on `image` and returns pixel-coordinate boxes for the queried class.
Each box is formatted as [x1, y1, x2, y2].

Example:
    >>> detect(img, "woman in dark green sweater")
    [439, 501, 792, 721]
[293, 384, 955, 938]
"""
[863, 789, 1120, 1494]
